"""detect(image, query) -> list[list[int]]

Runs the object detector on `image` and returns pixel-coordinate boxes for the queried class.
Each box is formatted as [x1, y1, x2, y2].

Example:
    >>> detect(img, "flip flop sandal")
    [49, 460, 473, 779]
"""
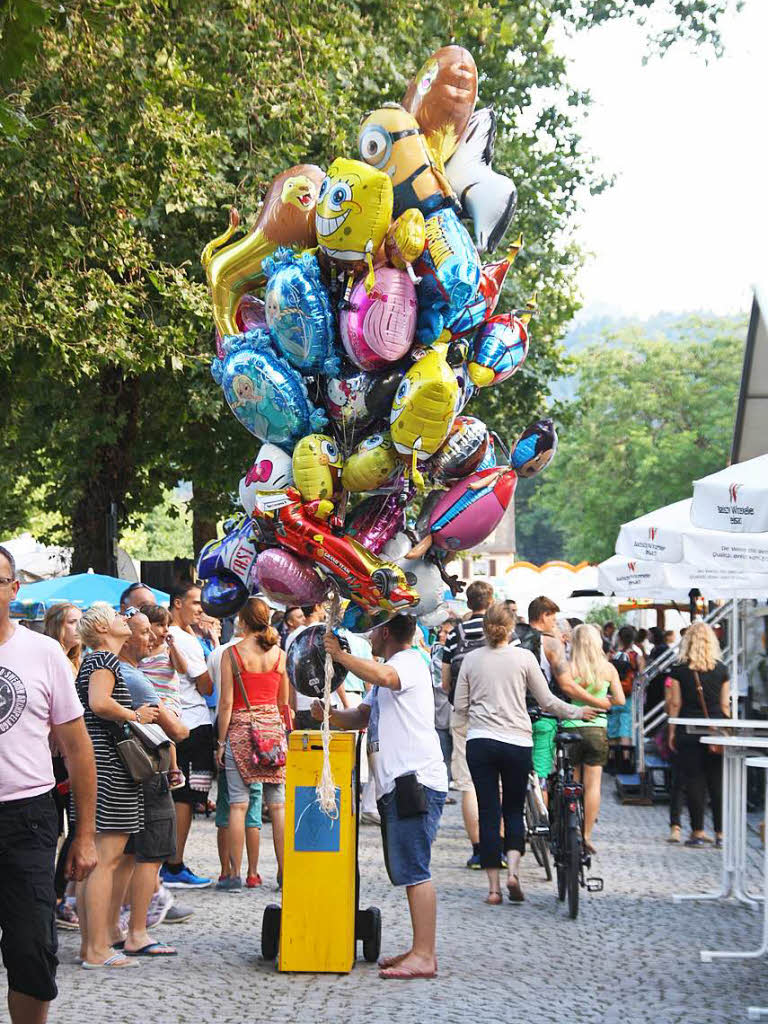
[378, 953, 409, 969]
[81, 953, 140, 969]
[124, 943, 178, 957]
[112, 941, 125, 950]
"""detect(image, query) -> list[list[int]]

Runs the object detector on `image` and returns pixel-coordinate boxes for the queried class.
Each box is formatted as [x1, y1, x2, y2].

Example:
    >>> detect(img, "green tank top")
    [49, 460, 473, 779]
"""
[562, 677, 610, 729]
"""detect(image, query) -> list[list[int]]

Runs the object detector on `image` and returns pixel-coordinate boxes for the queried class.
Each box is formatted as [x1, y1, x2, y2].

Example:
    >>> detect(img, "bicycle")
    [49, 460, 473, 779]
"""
[524, 770, 551, 881]
[548, 731, 603, 918]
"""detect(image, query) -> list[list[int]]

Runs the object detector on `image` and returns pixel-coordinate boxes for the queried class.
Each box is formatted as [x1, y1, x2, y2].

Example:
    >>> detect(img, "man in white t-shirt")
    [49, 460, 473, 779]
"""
[161, 582, 214, 890]
[313, 614, 446, 981]
[0, 545, 97, 1022]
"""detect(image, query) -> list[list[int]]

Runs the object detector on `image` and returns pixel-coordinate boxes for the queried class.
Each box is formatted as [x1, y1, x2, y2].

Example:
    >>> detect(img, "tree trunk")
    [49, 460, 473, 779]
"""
[191, 486, 219, 560]
[70, 369, 141, 575]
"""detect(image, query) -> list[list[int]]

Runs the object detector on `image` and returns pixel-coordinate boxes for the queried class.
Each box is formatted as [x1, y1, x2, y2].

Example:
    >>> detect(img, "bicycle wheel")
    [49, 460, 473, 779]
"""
[526, 791, 552, 880]
[567, 827, 580, 919]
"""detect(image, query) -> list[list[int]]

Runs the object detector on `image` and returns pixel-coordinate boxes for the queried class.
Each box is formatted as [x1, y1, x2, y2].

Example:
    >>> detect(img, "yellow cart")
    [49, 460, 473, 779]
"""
[261, 730, 381, 971]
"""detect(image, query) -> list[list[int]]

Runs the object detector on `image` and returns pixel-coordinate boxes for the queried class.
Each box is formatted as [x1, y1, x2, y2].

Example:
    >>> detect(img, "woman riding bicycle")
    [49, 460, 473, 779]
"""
[452, 602, 598, 906]
[561, 624, 625, 854]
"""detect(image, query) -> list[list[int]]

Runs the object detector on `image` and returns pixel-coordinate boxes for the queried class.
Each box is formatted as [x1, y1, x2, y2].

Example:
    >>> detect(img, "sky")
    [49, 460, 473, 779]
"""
[555, 0, 768, 321]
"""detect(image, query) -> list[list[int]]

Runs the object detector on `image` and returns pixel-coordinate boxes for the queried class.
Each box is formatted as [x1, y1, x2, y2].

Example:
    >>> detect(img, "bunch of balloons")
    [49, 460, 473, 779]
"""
[197, 45, 559, 632]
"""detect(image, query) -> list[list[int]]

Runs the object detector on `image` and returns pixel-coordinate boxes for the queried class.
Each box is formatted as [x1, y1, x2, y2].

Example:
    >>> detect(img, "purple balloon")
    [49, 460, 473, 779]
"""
[347, 492, 408, 555]
[255, 548, 328, 605]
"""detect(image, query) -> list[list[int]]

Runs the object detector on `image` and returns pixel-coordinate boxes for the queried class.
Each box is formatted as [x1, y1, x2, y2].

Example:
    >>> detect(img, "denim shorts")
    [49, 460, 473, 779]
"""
[224, 741, 285, 809]
[377, 785, 445, 887]
[215, 768, 262, 830]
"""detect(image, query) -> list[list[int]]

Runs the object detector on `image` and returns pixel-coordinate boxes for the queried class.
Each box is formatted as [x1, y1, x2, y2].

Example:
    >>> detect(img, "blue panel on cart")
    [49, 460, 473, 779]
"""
[294, 786, 341, 852]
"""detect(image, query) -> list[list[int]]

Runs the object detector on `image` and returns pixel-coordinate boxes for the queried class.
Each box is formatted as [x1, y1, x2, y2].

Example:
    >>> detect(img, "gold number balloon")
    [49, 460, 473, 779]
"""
[203, 164, 325, 338]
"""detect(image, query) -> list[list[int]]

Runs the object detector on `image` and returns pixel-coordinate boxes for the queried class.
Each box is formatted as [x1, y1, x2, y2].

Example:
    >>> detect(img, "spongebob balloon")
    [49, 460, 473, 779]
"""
[390, 343, 458, 487]
[315, 158, 393, 292]
[342, 431, 401, 493]
[292, 434, 344, 504]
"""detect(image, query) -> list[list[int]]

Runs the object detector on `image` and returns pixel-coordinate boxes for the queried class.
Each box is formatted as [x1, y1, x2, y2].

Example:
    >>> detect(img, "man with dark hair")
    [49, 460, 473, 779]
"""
[522, 596, 611, 798]
[602, 620, 616, 654]
[0, 545, 97, 1022]
[119, 582, 157, 613]
[441, 580, 494, 868]
[118, 610, 190, 953]
[316, 614, 446, 980]
[161, 582, 214, 889]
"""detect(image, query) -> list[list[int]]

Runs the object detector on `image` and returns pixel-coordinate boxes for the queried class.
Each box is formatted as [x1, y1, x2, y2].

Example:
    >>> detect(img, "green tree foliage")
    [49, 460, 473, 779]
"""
[0, 1, 736, 569]
[538, 315, 746, 564]
[120, 487, 193, 561]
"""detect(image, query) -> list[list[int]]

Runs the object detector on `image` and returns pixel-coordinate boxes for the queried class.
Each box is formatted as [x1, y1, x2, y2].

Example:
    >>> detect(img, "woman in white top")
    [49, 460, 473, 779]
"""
[453, 602, 597, 905]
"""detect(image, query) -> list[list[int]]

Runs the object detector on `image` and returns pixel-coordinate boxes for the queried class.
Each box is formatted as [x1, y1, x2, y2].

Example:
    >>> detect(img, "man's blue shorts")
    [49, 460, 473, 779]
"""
[215, 769, 263, 829]
[377, 785, 445, 887]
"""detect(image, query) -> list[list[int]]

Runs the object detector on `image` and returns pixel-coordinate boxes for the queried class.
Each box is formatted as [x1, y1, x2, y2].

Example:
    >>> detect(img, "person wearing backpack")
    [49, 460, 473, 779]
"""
[441, 581, 493, 868]
[607, 625, 645, 773]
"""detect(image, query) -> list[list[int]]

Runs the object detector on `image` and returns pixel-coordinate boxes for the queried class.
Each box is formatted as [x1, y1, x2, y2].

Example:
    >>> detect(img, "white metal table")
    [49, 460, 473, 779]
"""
[669, 719, 768, 910]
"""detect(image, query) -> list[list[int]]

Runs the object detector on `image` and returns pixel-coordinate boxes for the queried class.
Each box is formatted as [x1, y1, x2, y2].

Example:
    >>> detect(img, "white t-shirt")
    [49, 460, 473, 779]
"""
[0, 624, 84, 801]
[168, 625, 210, 730]
[286, 625, 343, 712]
[362, 648, 447, 799]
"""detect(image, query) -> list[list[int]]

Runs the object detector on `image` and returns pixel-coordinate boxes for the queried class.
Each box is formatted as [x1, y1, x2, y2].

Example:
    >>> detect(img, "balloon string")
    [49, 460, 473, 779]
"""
[316, 586, 341, 818]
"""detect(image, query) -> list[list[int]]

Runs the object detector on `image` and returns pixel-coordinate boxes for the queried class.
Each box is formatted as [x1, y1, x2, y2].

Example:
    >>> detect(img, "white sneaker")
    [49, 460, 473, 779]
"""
[146, 884, 174, 927]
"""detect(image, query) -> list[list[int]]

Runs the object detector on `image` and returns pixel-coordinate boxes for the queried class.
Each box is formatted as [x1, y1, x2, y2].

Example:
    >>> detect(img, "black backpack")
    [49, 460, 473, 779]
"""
[448, 621, 486, 704]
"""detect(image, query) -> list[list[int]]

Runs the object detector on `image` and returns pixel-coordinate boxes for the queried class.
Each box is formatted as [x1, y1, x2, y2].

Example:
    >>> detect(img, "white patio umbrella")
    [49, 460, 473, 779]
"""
[691, 454, 768, 534]
[597, 552, 768, 601]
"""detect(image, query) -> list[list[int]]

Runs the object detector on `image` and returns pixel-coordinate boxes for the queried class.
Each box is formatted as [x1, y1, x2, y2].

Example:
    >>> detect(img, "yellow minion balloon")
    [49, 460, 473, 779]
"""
[342, 432, 400, 493]
[315, 158, 393, 292]
[292, 435, 344, 502]
[358, 103, 454, 220]
[390, 343, 458, 487]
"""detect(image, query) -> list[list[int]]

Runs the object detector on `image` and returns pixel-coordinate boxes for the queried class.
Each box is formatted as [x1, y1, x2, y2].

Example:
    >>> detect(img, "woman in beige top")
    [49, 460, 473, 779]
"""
[453, 602, 597, 905]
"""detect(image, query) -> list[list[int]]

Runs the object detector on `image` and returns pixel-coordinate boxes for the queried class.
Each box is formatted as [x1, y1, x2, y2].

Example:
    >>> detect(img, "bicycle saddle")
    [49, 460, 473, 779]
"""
[557, 732, 581, 744]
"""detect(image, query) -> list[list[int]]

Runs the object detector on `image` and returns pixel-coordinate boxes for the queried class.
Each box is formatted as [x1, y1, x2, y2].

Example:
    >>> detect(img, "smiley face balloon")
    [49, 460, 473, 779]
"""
[292, 434, 344, 502]
[315, 158, 393, 291]
[342, 431, 401, 493]
[390, 343, 458, 475]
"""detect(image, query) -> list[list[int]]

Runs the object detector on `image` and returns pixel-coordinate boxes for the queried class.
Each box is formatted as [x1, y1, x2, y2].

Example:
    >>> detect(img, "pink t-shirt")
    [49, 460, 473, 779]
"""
[0, 624, 84, 801]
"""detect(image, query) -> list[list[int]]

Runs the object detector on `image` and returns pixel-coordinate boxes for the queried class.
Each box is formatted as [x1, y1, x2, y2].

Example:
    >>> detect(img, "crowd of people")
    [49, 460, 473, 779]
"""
[0, 540, 733, 1017]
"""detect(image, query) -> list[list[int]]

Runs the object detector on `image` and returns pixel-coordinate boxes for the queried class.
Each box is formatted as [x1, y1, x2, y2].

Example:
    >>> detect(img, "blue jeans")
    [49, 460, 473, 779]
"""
[466, 737, 531, 867]
[377, 785, 445, 886]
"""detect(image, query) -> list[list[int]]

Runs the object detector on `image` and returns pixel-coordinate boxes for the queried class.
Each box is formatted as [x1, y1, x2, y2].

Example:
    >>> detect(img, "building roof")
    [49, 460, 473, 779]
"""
[732, 286, 768, 463]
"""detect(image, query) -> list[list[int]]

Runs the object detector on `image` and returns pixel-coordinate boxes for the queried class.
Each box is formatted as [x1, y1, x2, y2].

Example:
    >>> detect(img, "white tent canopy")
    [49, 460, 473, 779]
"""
[616, 497, 768, 572]
[597, 553, 768, 601]
[0, 533, 71, 583]
[690, 454, 768, 533]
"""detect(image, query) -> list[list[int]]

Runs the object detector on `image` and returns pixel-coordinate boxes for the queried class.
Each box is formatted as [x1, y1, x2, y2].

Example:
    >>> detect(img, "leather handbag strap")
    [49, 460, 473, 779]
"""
[228, 649, 252, 714]
[692, 669, 710, 720]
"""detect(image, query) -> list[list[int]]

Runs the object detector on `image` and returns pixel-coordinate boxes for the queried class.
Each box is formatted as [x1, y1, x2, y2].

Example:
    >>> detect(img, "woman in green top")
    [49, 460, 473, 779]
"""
[563, 624, 625, 853]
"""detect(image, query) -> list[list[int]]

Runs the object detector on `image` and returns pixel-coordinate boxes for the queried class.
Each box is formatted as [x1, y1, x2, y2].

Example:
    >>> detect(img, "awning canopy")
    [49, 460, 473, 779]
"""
[597, 553, 768, 601]
[11, 573, 169, 619]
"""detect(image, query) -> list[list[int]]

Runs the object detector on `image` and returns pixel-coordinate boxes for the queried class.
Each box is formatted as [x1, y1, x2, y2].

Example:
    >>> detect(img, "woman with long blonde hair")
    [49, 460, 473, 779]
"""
[43, 602, 83, 676]
[667, 621, 730, 846]
[562, 624, 625, 852]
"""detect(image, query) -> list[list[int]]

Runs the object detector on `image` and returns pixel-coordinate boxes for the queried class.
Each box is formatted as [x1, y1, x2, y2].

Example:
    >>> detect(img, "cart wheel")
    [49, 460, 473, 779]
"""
[361, 906, 382, 963]
[261, 903, 281, 961]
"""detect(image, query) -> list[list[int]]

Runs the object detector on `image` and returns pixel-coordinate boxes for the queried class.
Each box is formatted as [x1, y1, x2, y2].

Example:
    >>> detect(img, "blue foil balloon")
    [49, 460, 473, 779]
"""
[413, 208, 481, 345]
[467, 312, 529, 388]
[212, 330, 327, 446]
[511, 418, 558, 477]
[263, 248, 339, 376]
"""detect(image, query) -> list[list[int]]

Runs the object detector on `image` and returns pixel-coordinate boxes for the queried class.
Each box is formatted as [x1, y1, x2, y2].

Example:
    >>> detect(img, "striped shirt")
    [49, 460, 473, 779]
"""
[76, 651, 144, 833]
[441, 615, 486, 665]
[140, 648, 182, 715]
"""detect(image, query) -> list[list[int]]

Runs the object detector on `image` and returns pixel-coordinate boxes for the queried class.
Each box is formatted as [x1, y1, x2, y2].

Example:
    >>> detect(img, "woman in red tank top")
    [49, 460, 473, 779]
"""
[216, 598, 292, 886]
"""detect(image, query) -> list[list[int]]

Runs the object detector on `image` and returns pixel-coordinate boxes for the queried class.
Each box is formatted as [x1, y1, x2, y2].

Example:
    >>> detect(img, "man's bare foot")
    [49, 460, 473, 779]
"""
[379, 951, 437, 980]
[378, 949, 411, 969]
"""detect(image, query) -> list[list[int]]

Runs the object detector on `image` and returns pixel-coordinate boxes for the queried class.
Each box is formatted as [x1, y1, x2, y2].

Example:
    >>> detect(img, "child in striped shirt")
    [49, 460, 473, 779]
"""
[140, 604, 186, 788]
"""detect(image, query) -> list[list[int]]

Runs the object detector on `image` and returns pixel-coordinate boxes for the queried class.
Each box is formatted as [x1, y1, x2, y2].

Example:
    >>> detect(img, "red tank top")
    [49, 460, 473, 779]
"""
[231, 646, 282, 709]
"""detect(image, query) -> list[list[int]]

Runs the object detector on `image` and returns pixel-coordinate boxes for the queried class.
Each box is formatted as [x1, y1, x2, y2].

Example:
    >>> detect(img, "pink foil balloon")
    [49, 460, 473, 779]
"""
[339, 266, 417, 371]
[255, 548, 328, 605]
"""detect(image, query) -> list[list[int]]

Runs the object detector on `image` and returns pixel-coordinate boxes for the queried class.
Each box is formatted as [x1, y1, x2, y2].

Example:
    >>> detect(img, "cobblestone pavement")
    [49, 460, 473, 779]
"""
[17, 782, 768, 1024]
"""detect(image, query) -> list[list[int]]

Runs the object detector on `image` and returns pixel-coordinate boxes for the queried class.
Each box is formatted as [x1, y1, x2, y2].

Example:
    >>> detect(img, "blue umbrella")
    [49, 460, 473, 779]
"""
[10, 574, 169, 619]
